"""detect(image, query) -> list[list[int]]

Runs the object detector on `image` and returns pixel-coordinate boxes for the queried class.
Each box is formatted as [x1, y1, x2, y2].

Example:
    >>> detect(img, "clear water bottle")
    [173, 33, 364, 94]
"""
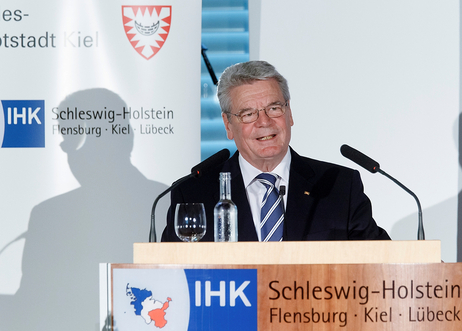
[214, 172, 238, 242]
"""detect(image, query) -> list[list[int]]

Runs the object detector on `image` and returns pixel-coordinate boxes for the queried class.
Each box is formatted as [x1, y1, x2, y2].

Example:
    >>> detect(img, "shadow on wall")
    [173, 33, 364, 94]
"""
[390, 114, 462, 262]
[0, 88, 169, 331]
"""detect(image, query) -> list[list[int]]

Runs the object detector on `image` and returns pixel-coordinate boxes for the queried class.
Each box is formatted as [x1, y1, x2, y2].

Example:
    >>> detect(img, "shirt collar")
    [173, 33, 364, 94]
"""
[239, 149, 291, 188]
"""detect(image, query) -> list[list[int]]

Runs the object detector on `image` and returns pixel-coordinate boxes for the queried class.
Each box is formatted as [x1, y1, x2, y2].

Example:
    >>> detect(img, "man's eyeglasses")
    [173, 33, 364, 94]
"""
[227, 101, 288, 124]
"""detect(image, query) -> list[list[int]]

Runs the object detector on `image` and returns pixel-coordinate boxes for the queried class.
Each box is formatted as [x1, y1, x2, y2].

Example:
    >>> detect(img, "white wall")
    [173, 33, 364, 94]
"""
[250, 0, 459, 262]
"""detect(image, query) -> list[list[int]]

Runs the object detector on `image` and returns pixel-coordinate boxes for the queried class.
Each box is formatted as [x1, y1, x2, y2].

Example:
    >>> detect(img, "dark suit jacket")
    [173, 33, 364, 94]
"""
[161, 148, 390, 242]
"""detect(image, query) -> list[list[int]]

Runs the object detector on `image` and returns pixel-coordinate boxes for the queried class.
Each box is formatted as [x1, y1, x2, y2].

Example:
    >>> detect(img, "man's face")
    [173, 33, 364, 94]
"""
[222, 79, 294, 171]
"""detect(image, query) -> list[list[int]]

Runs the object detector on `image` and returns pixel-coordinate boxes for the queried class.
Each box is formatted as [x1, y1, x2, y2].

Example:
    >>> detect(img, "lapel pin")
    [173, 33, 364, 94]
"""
[304, 191, 310, 196]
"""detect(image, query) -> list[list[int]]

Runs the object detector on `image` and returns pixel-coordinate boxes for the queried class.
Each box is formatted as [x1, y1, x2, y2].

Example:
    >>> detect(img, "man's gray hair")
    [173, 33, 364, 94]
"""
[217, 61, 290, 115]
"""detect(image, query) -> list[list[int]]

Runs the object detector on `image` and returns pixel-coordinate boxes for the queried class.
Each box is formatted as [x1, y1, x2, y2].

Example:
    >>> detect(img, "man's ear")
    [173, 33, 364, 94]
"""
[287, 101, 294, 127]
[222, 112, 234, 140]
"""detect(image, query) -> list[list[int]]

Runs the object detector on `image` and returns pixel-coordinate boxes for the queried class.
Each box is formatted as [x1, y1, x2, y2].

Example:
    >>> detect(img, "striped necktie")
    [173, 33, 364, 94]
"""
[256, 173, 284, 241]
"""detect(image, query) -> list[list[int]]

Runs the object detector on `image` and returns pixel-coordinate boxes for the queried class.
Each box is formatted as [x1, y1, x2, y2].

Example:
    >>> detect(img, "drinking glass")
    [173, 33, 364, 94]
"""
[174, 203, 206, 242]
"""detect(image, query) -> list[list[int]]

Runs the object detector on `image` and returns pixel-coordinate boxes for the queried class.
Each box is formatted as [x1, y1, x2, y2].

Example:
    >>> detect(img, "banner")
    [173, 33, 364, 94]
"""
[0, 1, 202, 330]
[106, 263, 462, 331]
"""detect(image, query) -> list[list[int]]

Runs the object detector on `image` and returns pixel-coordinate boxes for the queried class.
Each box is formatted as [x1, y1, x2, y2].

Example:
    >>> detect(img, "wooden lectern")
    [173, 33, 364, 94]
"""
[133, 240, 441, 264]
[103, 241, 462, 330]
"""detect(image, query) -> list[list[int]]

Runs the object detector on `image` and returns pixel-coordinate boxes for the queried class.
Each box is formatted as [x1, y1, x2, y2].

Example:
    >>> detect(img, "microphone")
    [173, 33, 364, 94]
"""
[340, 144, 380, 173]
[279, 185, 286, 197]
[191, 148, 230, 178]
[340, 144, 425, 240]
[149, 149, 230, 242]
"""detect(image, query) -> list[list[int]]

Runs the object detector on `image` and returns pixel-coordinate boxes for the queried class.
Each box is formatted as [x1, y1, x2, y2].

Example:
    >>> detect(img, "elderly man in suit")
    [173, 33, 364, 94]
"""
[162, 60, 390, 242]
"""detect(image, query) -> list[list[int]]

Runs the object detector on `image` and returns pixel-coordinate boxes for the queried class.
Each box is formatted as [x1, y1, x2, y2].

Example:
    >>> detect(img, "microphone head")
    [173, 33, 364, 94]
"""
[191, 149, 230, 178]
[340, 144, 380, 173]
[279, 185, 286, 196]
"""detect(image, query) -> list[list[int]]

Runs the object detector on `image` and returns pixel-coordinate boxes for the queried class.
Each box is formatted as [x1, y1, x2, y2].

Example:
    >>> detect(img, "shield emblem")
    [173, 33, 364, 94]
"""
[122, 6, 172, 60]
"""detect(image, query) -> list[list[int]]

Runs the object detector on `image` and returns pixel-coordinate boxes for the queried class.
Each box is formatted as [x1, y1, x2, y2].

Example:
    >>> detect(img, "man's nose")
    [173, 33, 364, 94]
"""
[255, 108, 271, 124]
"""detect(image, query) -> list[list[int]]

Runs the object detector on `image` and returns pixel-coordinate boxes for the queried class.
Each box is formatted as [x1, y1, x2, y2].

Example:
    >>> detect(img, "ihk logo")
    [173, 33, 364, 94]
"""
[185, 269, 258, 331]
[0, 100, 45, 148]
[194, 280, 252, 307]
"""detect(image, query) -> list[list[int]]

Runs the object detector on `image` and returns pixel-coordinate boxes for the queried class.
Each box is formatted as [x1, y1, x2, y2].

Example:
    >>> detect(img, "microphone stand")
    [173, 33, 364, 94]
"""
[377, 169, 425, 240]
[201, 44, 218, 86]
[149, 173, 194, 242]
[341, 144, 425, 241]
[279, 185, 287, 240]
[149, 149, 230, 242]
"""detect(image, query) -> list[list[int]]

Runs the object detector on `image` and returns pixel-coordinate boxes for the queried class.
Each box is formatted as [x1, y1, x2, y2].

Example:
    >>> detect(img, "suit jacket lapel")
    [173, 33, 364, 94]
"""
[285, 148, 316, 240]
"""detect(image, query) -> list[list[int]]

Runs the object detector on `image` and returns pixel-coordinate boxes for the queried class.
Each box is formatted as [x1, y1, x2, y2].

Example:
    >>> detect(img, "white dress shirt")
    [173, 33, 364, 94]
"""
[238, 149, 291, 241]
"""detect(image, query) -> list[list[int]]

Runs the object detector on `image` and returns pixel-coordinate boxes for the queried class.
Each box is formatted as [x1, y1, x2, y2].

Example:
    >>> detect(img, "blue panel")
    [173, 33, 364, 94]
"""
[202, 10, 249, 31]
[1, 100, 45, 148]
[202, 32, 249, 52]
[184, 269, 258, 331]
[201, 141, 237, 161]
[201, 0, 248, 161]
[202, 0, 248, 9]
[201, 53, 250, 75]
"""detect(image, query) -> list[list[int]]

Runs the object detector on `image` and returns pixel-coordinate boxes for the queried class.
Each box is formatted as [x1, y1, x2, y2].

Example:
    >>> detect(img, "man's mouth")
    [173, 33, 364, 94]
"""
[257, 134, 275, 141]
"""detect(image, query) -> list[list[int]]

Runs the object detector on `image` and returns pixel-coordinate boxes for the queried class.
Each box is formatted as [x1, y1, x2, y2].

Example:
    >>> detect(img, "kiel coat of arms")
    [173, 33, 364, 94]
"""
[122, 6, 172, 60]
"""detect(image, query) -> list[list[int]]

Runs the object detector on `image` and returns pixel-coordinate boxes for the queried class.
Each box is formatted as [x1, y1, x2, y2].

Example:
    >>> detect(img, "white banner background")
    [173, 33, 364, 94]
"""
[251, 0, 459, 262]
[0, 1, 201, 330]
